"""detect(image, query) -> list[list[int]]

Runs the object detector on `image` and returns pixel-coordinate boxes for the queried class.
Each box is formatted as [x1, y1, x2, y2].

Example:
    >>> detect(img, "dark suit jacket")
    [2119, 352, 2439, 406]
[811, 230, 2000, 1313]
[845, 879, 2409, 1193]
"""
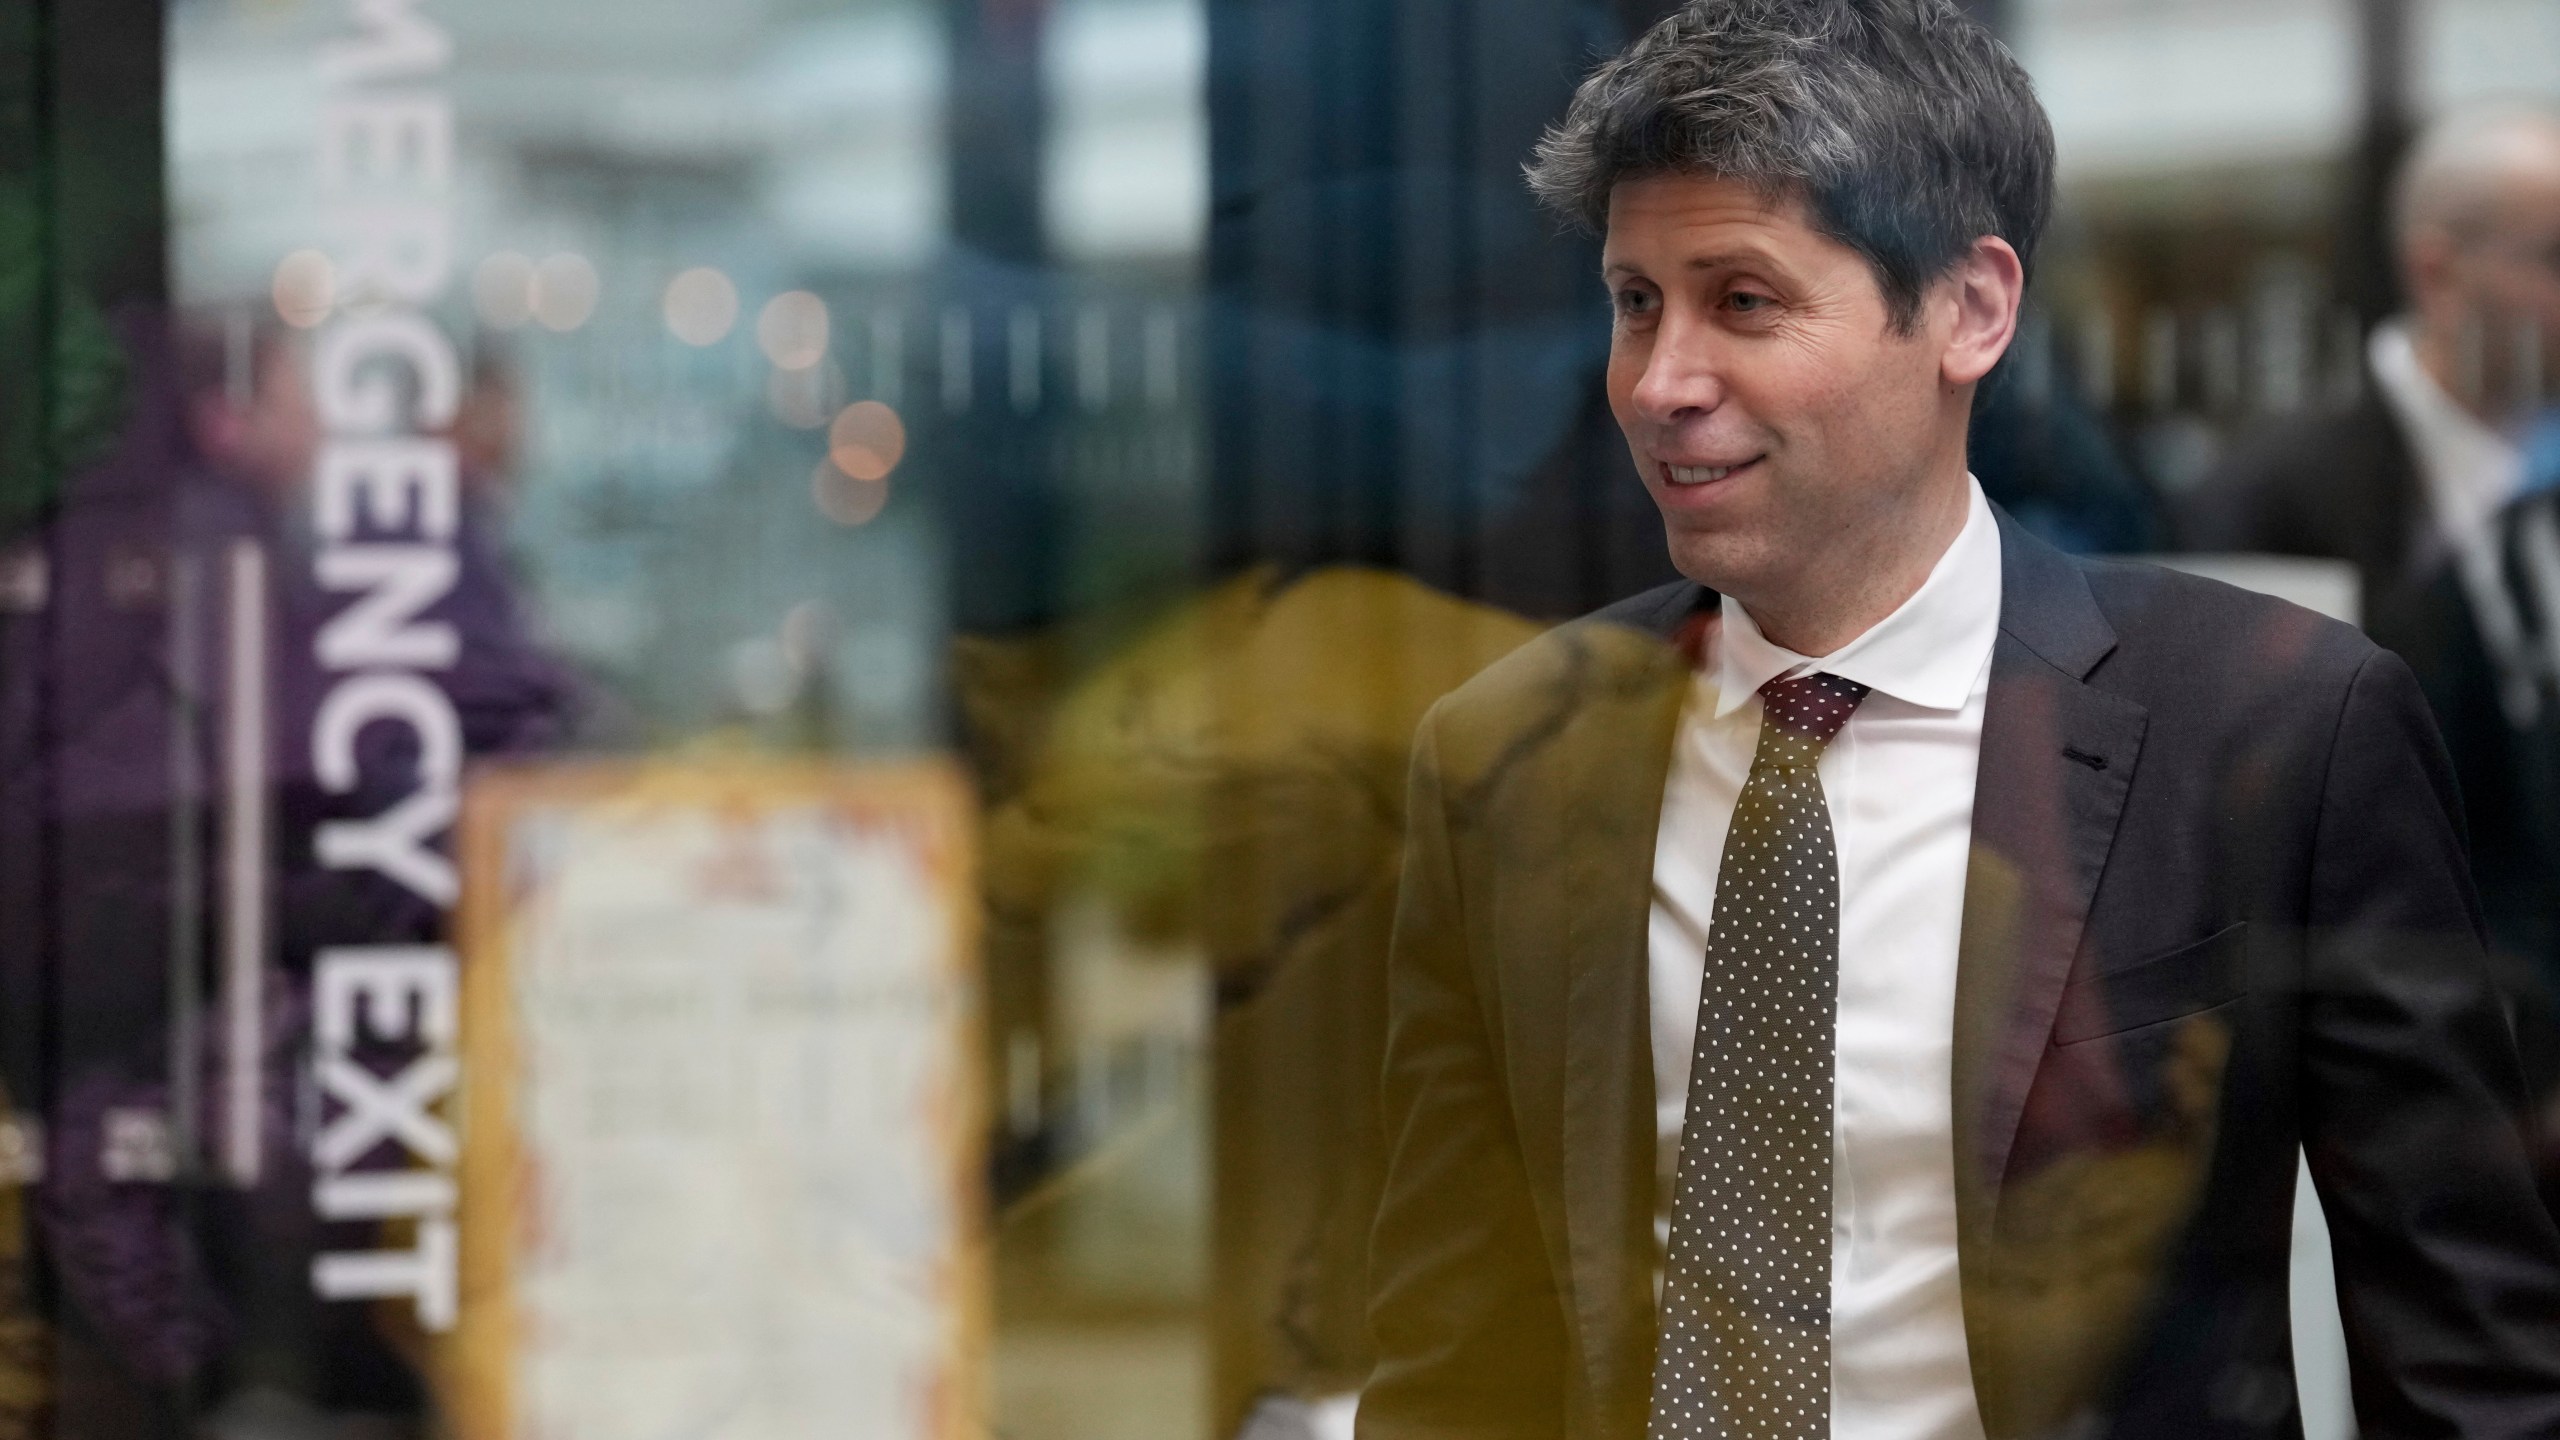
[2183, 391, 2560, 1076]
[1360, 510, 2560, 1440]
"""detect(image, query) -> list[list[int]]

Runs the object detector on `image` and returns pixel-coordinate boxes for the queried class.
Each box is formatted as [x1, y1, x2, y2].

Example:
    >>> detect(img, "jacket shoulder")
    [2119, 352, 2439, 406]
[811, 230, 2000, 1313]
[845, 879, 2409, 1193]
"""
[2073, 553, 2384, 703]
[1420, 588, 1694, 782]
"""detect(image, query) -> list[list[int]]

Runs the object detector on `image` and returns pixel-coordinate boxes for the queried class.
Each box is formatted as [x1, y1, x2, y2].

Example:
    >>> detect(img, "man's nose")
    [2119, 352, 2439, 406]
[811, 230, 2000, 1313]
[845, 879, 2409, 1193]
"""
[1628, 317, 1728, 422]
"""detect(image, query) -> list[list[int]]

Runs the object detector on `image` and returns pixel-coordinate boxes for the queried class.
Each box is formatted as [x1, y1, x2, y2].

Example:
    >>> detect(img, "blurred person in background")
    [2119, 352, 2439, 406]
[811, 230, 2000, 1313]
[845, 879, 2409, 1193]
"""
[2184, 104, 2560, 1185]
[1363, 5, 2560, 1440]
[170, 325, 579, 961]
[0, 319, 580, 1429]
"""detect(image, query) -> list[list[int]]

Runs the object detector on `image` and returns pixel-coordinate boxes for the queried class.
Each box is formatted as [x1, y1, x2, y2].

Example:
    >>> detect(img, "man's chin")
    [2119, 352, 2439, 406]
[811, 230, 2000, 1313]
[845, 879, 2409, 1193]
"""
[1663, 530, 1777, 598]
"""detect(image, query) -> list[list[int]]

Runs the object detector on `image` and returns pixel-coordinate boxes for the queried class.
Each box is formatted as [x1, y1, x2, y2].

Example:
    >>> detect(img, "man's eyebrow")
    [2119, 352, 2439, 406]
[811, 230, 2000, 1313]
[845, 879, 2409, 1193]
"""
[1601, 252, 1771, 279]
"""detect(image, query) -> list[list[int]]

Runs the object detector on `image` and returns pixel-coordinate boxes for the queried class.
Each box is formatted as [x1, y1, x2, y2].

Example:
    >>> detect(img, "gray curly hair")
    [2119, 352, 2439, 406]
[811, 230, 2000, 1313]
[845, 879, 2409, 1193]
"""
[1525, 0, 2054, 332]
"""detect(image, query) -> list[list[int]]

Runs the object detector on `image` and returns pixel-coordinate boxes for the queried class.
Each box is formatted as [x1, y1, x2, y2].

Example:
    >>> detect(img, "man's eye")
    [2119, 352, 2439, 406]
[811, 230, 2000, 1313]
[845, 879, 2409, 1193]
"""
[1726, 291, 1771, 313]
[1615, 289, 1657, 316]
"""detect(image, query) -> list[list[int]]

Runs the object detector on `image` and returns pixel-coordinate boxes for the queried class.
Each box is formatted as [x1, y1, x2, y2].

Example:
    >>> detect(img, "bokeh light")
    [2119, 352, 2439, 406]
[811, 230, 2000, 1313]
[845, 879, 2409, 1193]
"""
[757, 290, 830, 370]
[272, 249, 336, 329]
[827, 401, 908, 481]
[472, 251, 535, 329]
[812, 457, 889, 527]
[663, 267, 739, 346]
[532, 252, 600, 332]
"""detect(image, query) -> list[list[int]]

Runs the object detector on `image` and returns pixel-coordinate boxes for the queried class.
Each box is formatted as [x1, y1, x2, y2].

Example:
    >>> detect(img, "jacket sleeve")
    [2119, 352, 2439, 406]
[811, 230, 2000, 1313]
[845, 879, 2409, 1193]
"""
[1357, 706, 1572, 1440]
[2300, 647, 2560, 1436]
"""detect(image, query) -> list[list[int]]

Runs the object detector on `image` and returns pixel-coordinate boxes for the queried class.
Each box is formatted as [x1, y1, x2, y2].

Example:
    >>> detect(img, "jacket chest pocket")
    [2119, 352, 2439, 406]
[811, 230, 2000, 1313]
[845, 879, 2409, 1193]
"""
[2053, 922, 2249, 1046]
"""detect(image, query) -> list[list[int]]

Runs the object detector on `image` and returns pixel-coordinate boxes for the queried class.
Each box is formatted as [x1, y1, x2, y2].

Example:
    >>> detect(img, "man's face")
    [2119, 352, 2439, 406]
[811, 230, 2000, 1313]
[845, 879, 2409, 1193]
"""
[2458, 167, 2560, 417]
[1602, 173, 1964, 605]
[2417, 130, 2560, 420]
[191, 340, 319, 502]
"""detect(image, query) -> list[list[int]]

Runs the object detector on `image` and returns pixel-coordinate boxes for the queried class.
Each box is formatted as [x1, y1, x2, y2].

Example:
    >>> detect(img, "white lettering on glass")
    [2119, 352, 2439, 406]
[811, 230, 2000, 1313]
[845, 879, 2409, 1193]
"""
[306, 0, 464, 1332]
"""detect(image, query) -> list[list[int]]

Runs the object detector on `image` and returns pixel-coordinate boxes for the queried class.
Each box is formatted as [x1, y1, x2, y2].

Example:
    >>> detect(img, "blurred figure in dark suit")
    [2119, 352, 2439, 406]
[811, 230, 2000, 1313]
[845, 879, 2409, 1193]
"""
[2183, 105, 2560, 1164]
[0, 316, 578, 1428]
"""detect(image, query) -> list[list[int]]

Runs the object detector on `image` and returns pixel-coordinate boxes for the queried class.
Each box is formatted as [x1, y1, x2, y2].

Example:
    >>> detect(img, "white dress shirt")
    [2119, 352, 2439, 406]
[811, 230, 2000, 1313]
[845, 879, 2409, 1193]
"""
[2372, 319, 2528, 573]
[1648, 476, 2000, 1440]
[2369, 321, 2545, 722]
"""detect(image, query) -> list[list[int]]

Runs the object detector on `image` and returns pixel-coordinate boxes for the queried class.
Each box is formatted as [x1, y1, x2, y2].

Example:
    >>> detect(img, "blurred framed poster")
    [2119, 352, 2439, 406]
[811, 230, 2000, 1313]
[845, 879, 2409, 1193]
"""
[441, 760, 982, 1440]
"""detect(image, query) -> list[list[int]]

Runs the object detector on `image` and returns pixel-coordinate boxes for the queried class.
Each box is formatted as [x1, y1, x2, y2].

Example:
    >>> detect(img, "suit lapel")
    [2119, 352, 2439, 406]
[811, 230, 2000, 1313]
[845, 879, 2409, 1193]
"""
[1554, 592, 1699, 1423]
[1951, 515, 2148, 1263]
[1543, 533, 2151, 1430]
[1950, 630, 2146, 1214]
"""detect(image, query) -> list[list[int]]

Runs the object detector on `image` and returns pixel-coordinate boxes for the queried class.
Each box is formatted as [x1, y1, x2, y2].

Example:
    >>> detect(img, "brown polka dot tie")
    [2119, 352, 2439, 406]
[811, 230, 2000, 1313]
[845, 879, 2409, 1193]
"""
[1649, 671, 1868, 1440]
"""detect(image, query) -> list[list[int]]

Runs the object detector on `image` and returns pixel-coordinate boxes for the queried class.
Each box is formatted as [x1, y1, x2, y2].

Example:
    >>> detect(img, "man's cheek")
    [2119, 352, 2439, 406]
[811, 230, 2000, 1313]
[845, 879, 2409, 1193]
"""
[1776, 370, 1866, 439]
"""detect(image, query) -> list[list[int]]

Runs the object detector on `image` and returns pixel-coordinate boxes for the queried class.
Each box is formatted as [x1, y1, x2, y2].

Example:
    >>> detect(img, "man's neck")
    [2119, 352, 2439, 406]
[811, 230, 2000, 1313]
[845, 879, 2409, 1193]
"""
[1740, 475, 1975, 657]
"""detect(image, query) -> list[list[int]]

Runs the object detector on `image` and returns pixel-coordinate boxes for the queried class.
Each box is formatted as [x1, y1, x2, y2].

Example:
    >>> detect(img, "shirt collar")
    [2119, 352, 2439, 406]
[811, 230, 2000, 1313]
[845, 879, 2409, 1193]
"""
[2370, 319, 2526, 546]
[1710, 476, 2002, 719]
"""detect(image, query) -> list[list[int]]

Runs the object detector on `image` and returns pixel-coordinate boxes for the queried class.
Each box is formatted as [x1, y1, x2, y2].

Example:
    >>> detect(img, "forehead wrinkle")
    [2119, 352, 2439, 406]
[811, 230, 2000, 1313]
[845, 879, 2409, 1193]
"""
[1602, 251, 1794, 286]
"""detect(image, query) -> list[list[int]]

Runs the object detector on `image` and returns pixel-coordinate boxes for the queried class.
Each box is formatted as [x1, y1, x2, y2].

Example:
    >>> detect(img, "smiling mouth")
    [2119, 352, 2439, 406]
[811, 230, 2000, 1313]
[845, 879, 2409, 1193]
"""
[1661, 457, 1761, 487]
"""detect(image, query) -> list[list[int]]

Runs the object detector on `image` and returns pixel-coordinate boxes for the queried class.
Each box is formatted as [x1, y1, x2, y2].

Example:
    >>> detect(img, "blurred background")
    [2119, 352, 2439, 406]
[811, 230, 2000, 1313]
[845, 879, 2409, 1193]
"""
[1, 0, 2556, 1437]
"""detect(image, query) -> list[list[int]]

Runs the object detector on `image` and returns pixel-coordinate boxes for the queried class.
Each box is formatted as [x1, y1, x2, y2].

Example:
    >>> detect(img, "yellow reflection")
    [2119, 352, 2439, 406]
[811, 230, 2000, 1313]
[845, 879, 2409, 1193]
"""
[532, 253, 599, 332]
[758, 290, 830, 370]
[663, 266, 739, 346]
[812, 457, 889, 526]
[272, 249, 336, 329]
[827, 400, 907, 481]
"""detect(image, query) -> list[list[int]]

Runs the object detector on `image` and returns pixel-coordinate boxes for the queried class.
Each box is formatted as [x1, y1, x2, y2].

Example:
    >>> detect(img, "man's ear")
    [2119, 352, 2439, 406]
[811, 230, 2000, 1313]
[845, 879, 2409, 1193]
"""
[1940, 235, 2026, 389]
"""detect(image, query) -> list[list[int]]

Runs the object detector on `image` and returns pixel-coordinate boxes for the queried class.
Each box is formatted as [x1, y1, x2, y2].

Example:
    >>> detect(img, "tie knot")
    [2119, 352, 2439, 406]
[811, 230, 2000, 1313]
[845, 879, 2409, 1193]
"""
[1758, 672, 1869, 747]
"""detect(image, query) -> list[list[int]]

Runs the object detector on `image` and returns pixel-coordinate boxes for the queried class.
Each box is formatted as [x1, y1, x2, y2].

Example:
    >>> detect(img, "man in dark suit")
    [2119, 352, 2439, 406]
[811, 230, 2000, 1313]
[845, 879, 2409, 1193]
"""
[2184, 106, 2560, 1121]
[1360, 5, 2560, 1439]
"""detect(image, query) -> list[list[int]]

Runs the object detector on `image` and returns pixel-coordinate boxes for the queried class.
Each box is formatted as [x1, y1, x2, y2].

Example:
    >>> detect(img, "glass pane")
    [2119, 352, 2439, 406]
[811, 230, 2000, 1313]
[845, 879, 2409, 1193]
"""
[2, 1, 2556, 1438]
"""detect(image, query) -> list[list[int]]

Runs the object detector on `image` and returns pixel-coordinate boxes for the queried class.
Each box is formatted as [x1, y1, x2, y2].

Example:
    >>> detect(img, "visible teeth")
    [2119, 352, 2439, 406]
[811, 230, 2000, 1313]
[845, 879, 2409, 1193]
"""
[1668, 463, 1739, 485]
